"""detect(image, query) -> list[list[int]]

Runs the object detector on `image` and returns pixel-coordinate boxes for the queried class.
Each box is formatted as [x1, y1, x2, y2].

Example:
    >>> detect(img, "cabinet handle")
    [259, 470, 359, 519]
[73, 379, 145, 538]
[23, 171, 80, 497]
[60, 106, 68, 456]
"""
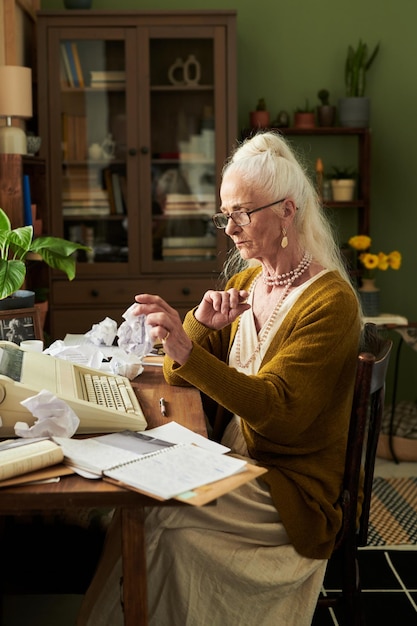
[128, 148, 137, 156]
[140, 146, 149, 155]
[182, 287, 191, 296]
[91, 289, 99, 297]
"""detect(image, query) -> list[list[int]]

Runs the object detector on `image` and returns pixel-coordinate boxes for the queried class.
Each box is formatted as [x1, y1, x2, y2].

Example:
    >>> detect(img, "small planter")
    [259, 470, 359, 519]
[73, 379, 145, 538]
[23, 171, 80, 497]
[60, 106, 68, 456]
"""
[0, 290, 35, 311]
[293, 112, 315, 129]
[317, 105, 336, 127]
[330, 179, 355, 202]
[338, 97, 370, 128]
[249, 110, 270, 129]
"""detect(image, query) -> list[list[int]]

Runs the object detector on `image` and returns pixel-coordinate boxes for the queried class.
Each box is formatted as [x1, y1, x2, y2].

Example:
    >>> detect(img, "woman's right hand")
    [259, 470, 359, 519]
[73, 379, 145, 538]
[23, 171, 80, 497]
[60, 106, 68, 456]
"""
[194, 288, 251, 330]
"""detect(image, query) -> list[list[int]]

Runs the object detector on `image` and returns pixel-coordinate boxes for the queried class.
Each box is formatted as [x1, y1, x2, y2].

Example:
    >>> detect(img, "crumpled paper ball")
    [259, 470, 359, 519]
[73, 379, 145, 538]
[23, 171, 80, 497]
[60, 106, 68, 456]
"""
[117, 305, 153, 358]
[16, 389, 80, 438]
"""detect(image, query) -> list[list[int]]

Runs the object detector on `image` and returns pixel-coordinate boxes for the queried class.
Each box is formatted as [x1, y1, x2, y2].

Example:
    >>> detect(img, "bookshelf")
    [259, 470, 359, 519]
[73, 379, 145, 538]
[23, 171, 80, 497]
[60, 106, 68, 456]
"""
[37, 11, 237, 339]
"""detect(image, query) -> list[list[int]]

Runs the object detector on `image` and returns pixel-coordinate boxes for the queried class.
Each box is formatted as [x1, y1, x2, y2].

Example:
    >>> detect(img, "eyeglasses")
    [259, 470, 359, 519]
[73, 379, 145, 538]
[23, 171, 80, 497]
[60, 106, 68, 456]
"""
[212, 199, 286, 229]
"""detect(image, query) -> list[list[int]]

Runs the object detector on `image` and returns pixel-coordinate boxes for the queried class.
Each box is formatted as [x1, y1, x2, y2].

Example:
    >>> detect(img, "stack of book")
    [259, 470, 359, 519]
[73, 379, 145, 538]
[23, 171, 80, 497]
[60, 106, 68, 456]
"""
[90, 70, 126, 89]
[164, 193, 216, 216]
[162, 235, 217, 262]
[62, 166, 110, 216]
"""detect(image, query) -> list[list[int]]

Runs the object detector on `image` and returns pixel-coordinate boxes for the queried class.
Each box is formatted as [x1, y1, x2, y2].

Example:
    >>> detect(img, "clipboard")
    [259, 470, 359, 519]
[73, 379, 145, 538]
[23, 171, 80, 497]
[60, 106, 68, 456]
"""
[104, 463, 268, 506]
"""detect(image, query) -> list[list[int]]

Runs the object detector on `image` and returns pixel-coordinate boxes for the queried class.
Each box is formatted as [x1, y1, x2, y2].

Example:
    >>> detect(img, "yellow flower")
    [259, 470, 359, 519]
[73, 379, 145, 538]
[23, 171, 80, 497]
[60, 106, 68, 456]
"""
[348, 235, 371, 251]
[349, 235, 402, 279]
[359, 252, 379, 269]
[377, 252, 389, 270]
[388, 251, 402, 270]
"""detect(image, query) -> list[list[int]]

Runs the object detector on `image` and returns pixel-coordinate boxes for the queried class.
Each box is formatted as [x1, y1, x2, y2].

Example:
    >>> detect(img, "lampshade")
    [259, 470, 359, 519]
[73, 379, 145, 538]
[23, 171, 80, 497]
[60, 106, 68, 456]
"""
[0, 65, 33, 154]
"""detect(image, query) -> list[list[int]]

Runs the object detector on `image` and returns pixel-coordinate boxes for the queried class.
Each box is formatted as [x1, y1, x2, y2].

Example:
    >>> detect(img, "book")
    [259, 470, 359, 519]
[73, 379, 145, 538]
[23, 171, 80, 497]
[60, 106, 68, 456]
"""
[0, 438, 64, 482]
[53, 423, 263, 504]
[22, 175, 33, 226]
[90, 82, 126, 89]
[0, 465, 74, 488]
[162, 236, 217, 248]
[60, 43, 74, 87]
[64, 42, 79, 88]
[71, 42, 85, 87]
[111, 172, 125, 214]
[53, 422, 229, 476]
[104, 443, 248, 501]
[90, 70, 126, 82]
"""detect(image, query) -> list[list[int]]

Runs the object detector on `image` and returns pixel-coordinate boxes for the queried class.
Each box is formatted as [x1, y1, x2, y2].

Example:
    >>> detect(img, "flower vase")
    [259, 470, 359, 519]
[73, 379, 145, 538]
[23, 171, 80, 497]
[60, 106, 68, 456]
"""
[358, 278, 380, 317]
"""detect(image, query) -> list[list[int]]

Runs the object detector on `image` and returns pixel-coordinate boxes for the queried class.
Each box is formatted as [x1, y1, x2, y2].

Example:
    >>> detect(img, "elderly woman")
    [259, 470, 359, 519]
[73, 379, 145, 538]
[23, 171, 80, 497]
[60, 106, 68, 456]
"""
[79, 131, 361, 626]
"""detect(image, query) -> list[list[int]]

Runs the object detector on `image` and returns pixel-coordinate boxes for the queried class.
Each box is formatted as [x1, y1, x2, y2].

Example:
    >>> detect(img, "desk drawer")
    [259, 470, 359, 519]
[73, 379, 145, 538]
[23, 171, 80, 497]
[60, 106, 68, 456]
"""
[52, 280, 139, 306]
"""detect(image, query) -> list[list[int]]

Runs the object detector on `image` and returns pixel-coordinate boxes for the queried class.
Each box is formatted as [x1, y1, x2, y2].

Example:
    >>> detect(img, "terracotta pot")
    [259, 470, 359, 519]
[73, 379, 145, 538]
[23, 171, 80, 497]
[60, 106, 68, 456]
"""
[34, 300, 49, 329]
[294, 112, 315, 129]
[249, 110, 270, 129]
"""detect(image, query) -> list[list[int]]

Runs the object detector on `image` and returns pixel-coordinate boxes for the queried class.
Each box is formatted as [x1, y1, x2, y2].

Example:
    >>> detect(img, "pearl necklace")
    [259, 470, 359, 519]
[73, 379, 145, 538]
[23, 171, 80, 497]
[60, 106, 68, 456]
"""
[234, 252, 312, 369]
[262, 251, 313, 287]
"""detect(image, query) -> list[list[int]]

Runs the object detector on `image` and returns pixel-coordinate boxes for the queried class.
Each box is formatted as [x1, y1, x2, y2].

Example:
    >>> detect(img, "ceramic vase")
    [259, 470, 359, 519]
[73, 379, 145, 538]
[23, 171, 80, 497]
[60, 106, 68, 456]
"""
[359, 278, 380, 317]
[331, 179, 355, 202]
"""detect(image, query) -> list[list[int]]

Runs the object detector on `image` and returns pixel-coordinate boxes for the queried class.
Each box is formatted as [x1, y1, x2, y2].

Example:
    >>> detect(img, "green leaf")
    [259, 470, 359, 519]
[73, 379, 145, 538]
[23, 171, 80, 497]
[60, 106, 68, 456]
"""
[8, 226, 34, 259]
[34, 248, 77, 280]
[0, 258, 26, 299]
[30, 236, 88, 257]
[0, 209, 11, 232]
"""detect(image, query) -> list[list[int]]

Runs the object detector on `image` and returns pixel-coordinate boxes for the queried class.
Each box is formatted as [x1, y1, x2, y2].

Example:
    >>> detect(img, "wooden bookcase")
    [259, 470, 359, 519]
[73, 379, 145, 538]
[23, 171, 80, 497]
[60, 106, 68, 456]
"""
[37, 10, 237, 340]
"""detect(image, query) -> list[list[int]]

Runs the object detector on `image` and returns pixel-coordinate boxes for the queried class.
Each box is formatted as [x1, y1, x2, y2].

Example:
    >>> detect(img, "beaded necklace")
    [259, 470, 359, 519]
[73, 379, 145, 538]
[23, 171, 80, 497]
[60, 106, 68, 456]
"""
[234, 252, 313, 369]
[262, 251, 313, 287]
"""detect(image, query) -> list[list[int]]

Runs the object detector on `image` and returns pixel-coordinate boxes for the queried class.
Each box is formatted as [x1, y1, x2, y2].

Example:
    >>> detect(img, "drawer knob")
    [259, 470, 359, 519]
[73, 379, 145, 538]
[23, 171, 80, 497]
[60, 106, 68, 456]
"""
[140, 146, 149, 155]
[91, 289, 99, 297]
[128, 148, 137, 156]
[182, 287, 191, 296]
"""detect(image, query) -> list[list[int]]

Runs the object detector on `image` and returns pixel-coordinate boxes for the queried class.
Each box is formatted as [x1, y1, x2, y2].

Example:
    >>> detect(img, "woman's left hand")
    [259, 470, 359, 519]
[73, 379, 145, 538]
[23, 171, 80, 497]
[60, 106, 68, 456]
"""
[133, 294, 192, 365]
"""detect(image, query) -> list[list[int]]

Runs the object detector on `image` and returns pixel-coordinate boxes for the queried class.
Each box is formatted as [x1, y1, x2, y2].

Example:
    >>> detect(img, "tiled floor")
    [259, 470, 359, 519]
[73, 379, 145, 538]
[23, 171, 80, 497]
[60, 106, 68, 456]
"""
[2, 458, 417, 626]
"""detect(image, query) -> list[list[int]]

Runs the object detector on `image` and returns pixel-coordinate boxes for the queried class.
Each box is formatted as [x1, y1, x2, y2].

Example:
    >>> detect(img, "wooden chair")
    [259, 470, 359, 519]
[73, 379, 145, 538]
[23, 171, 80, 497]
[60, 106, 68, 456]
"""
[315, 322, 393, 625]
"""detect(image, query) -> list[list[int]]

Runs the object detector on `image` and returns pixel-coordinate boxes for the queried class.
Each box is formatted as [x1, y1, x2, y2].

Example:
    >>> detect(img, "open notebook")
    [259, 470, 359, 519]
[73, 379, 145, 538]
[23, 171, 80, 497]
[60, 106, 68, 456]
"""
[0, 341, 146, 436]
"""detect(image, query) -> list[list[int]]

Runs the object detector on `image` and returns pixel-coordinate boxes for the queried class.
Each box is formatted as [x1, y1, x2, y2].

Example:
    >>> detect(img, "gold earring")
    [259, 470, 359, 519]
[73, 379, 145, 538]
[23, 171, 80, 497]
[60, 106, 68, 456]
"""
[281, 227, 288, 248]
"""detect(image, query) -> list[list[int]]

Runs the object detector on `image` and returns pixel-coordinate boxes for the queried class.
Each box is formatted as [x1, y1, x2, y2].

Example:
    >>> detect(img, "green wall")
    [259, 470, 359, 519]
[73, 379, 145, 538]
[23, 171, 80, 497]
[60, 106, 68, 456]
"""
[41, 0, 417, 401]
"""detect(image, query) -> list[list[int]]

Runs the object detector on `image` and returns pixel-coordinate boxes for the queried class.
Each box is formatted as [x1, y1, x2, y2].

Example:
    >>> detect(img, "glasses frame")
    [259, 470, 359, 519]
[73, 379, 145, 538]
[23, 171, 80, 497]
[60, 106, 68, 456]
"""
[212, 198, 286, 229]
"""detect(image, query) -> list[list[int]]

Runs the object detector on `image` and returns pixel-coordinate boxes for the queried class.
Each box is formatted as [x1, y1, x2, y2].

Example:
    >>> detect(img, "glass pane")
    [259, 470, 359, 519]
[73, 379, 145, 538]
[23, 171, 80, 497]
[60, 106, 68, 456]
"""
[60, 38, 127, 264]
[149, 38, 217, 262]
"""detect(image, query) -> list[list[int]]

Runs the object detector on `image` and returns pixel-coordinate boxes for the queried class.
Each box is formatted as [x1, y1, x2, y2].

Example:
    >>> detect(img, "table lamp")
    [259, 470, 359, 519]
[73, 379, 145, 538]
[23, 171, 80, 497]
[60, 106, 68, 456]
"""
[0, 65, 33, 154]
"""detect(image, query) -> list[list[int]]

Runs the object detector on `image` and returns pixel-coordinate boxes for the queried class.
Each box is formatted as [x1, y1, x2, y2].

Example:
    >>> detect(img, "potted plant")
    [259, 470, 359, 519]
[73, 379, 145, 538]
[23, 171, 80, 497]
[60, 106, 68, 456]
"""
[338, 40, 380, 127]
[0, 208, 88, 308]
[293, 99, 315, 128]
[316, 89, 336, 127]
[330, 166, 356, 201]
[249, 98, 270, 129]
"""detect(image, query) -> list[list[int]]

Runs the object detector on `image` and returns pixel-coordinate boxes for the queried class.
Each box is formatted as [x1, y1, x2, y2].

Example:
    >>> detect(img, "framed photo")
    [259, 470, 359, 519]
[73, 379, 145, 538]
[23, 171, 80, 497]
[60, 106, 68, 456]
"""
[0, 308, 42, 345]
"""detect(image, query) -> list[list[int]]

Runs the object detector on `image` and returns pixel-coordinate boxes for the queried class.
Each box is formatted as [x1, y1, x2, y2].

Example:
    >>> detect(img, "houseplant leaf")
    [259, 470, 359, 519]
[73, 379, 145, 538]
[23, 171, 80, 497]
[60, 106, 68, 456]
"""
[0, 259, 26, 299]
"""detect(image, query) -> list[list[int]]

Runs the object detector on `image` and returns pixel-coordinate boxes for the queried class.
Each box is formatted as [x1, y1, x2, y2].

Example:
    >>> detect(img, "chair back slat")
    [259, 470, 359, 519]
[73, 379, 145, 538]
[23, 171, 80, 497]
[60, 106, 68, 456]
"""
[335, 323, 392, 551]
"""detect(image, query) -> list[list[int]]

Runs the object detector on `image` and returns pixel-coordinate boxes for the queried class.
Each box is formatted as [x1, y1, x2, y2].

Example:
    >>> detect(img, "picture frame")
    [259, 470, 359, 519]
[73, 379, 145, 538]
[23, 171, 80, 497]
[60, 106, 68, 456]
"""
[0, 307, 42, 345]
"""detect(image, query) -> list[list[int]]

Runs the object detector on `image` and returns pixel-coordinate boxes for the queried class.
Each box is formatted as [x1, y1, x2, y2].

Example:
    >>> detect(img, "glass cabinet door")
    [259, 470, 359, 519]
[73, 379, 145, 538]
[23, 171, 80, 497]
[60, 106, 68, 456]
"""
[51, 29, 135, 274]
[139, 28, 228, 273]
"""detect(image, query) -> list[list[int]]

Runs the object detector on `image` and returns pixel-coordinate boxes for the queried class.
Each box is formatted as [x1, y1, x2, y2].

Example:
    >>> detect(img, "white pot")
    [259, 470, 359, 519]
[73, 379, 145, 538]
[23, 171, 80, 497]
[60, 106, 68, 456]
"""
[330, 179, 355, 202]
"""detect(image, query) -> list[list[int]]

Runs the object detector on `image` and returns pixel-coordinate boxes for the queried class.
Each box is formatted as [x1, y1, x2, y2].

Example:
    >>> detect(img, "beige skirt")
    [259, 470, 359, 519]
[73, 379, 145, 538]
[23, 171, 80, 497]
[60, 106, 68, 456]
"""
[77, 460, 326, 626]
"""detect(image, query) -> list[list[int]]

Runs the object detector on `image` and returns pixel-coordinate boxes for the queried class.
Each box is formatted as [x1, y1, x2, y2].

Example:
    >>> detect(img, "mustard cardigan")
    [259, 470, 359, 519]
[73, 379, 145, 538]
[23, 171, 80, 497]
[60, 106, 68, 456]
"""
[163, 268, 361, 559]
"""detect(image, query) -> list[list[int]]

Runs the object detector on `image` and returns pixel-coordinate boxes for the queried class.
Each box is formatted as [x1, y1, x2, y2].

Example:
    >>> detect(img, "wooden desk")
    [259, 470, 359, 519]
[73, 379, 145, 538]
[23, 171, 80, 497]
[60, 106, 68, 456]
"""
[0, 364, 206, 626]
